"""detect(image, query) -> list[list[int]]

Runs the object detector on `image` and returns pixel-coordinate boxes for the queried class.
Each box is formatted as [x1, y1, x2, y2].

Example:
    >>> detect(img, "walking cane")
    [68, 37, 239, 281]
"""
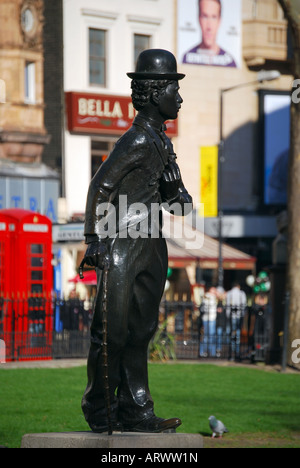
[101, 260, 113, 435]
[79, 256, 113, 435]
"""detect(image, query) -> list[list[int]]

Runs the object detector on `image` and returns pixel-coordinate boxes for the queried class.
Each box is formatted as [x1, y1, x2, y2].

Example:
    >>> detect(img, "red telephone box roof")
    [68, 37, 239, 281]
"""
[0, 209, 52, 224]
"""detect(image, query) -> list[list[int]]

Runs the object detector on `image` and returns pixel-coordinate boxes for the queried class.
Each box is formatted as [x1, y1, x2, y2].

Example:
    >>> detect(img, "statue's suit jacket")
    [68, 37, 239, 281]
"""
[84, 114, 192, 240]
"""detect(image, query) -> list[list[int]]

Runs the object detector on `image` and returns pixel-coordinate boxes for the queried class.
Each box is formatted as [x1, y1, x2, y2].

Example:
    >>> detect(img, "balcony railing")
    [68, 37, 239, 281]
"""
[243, 19, 287, 65]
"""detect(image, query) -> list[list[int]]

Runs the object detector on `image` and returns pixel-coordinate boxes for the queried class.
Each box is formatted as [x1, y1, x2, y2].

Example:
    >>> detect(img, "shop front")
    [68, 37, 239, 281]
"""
[65, 91, 178, 138]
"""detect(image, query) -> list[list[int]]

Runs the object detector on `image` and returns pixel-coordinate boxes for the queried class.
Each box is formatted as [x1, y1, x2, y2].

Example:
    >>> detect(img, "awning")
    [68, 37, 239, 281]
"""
[69, 270, 97, 285]
[163, 214, 256, 270]
[67, 213, 256, 285]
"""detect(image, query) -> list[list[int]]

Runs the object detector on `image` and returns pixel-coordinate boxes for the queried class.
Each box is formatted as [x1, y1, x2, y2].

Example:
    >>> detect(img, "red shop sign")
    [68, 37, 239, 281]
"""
[65, 91, 178, 137]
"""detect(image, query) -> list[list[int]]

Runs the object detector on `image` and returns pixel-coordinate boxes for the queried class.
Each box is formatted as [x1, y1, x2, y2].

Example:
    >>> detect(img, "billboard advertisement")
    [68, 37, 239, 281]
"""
[200, 146, 218, 217]
[262, 92, 290, 206]
[177, 0, 242, 68]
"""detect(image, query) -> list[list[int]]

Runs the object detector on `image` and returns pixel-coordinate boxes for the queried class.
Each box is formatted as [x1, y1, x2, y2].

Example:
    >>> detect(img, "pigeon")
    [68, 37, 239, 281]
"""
[208, 415, 229, 438]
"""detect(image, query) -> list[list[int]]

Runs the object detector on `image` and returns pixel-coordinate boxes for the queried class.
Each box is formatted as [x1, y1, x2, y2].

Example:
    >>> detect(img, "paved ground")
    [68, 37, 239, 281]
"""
[1, 357, 299, 373]
[0, 358, 87, 369]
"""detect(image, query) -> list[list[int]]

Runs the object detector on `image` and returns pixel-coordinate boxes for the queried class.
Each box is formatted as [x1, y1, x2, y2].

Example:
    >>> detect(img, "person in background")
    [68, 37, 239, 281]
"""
[199, 287, 217, 357]
[226, 282, 247, 360]
[216, 286, 226, 357]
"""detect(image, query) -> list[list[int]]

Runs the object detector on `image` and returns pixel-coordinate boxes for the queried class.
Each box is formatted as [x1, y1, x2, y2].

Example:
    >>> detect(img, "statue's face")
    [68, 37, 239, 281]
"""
[157, 81, 183, 121]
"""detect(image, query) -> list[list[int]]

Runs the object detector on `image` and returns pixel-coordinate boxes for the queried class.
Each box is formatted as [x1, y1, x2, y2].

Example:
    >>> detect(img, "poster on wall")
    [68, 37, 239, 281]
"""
[262, 91, 290, 206]
[200, 146, 218, 217]
[177, 0, 242, 68]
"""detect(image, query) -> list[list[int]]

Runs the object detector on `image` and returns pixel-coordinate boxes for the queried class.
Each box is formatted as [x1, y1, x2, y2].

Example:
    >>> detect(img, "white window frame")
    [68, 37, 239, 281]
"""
[24, 61, 36, 104]
[134, 33, 152, 65]
[0, 79, 6, 103]
[127, 15, 162, 71]
[89, 28, 107, 87]
[81, 9, 119, 91]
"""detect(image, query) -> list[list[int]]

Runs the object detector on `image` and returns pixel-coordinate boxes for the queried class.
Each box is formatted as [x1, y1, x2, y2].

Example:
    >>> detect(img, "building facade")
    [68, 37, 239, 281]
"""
[62, 0, 175, 219]
[42, 0, 292, 292]
[0, 0, 59, 221]
[176, 0, 292, 282]
[0, 0, 293, 295]
[43, 0, 177, 294]
[0, 0, 292, 291]
[57, 2, 293, 217]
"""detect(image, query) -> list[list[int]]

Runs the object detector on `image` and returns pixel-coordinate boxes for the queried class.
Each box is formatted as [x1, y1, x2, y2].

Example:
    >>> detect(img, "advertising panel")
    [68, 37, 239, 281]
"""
[200, 145, 218, 217]
[262, 92, 290, 206]
[178, 0, 242, 68]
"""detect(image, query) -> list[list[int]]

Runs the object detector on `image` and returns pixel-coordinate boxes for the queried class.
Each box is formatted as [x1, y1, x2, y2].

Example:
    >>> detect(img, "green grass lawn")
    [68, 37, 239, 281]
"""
[0, 362, 300, 448]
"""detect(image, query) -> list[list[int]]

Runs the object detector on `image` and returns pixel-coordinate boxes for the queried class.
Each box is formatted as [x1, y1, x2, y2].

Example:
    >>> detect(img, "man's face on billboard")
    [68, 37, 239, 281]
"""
[199, 0, 221, 50]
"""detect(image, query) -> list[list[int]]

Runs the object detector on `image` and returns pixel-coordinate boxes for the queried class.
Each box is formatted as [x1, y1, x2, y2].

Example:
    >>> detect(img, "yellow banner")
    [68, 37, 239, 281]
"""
[200, 146, 218, 218]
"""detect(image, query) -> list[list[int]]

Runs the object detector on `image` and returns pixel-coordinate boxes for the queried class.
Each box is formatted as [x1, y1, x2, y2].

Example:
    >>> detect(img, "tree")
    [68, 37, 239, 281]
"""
[278, 0, 300, 369]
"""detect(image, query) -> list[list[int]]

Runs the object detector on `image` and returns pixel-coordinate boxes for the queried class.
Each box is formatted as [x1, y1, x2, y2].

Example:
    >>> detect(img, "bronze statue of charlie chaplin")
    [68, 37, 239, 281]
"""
[80, 49, 193, 433]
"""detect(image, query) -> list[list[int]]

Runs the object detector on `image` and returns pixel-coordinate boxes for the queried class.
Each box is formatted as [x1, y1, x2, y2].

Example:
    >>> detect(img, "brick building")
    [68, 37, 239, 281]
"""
[0, 0, 293, 292]
[0, 0, 59, 221]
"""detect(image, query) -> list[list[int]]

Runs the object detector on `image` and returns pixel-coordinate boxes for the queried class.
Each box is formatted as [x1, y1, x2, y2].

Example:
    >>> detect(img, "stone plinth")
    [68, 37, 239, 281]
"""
[21, 431, 203, 449]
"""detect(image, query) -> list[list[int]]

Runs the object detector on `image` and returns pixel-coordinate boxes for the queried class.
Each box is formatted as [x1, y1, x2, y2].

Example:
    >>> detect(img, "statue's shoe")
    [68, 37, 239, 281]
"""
[123, 415, 182, 433]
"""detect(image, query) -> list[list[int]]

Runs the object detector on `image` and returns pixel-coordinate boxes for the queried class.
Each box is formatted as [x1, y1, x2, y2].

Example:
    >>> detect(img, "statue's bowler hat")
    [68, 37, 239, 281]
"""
[127, 49, 185, 81]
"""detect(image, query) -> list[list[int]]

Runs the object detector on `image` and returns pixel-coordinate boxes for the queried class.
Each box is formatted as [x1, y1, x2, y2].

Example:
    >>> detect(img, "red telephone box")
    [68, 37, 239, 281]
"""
[0, 209, 53, 361]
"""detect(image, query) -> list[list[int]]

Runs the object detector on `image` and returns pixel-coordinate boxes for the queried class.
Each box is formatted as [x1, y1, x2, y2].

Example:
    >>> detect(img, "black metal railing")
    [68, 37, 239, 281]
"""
[161, 300, 271, 362]
[0, 297, 270, 362]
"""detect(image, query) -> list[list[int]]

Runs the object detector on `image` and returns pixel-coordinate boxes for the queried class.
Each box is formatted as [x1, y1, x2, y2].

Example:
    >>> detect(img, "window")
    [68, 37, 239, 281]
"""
[24, 61, 36, 103]
[27, 243, 47, 345]
[134, 34, 151, 64]
[0, 79, 5, 103]
[91, 138, 117, 178]
[89, 28, 106, 86]
[28, 244, 46, 295]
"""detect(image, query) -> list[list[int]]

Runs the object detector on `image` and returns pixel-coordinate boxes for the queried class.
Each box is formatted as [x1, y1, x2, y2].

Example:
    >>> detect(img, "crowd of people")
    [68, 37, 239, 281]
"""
[54, 289, 94, 332]
[56, 282, 268, 362]
[197, 282, 249, 359]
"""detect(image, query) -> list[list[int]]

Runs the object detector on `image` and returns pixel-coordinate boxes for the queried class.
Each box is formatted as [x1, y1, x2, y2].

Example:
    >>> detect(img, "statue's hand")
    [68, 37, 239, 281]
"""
[160, 161, 181, 201]
[79, 241, 109, 278]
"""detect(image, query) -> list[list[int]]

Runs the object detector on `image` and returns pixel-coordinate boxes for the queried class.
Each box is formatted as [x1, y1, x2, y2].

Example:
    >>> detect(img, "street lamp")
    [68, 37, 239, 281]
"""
[217, 70, 281, 288]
